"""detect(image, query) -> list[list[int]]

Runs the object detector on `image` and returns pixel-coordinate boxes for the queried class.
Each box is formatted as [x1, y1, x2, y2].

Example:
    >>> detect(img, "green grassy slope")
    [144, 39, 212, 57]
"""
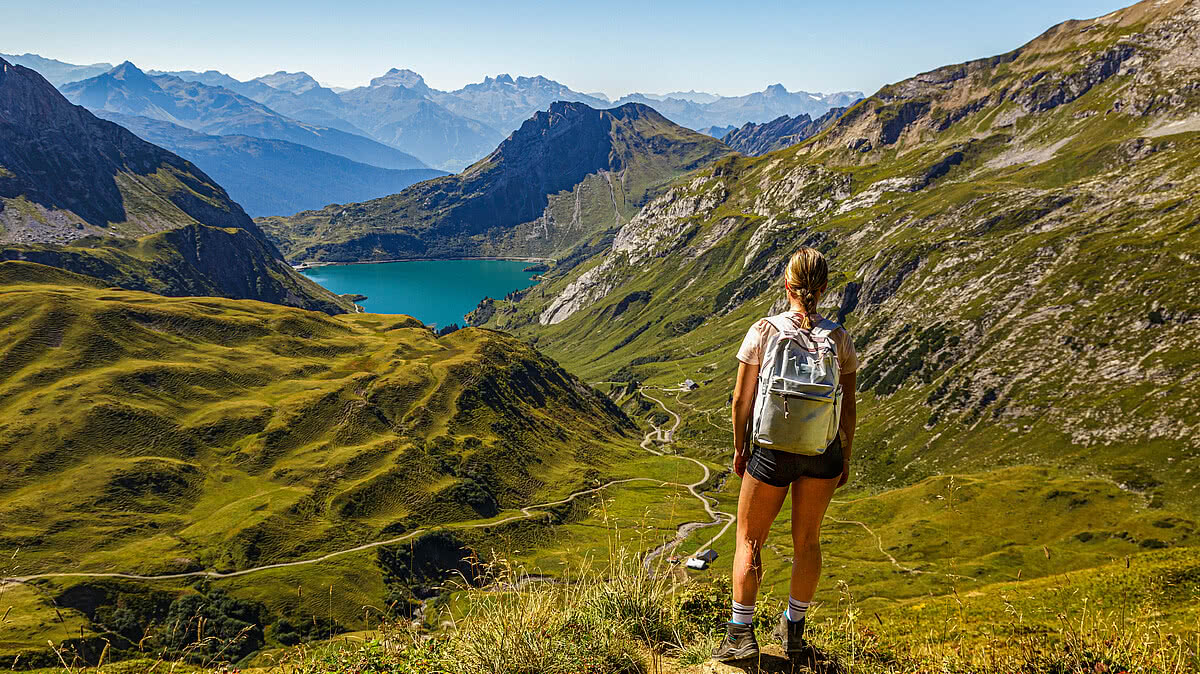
[0, 264, 639, 663]
[258, 102, 731, 263]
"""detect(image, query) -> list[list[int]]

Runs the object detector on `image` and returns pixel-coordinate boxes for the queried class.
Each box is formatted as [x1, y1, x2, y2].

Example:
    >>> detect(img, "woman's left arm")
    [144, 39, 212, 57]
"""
[838, 370, 857, 488]
[731, 361, 760, 478]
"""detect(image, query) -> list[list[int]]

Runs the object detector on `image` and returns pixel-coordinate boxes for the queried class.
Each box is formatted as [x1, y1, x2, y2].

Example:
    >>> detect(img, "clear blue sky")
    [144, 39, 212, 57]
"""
[2, 0, 1132, 97]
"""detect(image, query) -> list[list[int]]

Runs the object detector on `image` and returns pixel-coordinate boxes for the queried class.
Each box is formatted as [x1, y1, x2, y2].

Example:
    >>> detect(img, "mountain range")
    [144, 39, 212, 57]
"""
[7, 52, 862, 174]
[609, 85, 862, 129]
[90, 111, 445, 217]
[0, 57, 350, 313]
[60, 62, 426, 171]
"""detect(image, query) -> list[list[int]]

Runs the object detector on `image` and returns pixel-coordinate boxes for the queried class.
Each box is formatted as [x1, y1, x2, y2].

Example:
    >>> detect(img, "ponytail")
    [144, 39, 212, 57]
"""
[784, 247, 828, 329]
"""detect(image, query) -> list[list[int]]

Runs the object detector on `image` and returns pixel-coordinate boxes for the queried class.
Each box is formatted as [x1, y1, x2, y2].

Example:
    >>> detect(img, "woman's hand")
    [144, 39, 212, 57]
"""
[733, 447, 748, 478]
[837, 458, 851, 488]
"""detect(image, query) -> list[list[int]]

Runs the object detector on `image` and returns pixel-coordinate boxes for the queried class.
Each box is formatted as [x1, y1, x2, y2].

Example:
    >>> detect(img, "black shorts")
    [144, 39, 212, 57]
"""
[746, 435, 844, 487]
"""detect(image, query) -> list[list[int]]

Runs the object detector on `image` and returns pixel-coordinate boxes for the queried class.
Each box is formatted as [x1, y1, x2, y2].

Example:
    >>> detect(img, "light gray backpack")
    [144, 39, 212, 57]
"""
[751, 315, 843, 455]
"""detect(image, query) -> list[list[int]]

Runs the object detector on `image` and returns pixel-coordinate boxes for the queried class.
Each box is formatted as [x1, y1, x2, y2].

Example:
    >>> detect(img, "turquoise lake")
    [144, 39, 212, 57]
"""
[301, 259, 540, 328]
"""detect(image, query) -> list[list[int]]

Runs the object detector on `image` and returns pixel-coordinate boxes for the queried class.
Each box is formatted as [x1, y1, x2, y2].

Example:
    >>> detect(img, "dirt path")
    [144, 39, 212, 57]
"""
[3, 474, 700, 584]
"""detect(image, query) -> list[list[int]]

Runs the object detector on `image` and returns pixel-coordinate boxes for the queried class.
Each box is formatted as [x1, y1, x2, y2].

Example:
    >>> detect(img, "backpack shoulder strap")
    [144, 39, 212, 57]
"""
[809, 318, 840, 352]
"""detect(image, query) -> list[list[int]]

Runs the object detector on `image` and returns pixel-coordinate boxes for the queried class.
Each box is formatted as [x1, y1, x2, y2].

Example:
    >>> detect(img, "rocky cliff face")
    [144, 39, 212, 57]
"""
[261, 101, 732, 263]
[477, 0, 1200, 508]
[0, 58, 352, 313]
[803, 0, 1200, 160]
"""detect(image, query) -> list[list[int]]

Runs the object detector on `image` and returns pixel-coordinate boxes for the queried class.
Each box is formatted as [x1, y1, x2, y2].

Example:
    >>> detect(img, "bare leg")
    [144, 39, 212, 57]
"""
[788, 475, 839, 601]
[732, 473, 789, 605]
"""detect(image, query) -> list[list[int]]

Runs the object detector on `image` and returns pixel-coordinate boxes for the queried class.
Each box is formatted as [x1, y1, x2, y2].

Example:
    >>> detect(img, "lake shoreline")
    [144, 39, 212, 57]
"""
[292, 255, 555, 270]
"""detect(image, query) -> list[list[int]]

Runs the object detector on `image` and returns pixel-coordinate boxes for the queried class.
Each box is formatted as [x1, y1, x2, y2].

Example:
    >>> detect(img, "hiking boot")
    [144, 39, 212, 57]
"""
[711, 621, 760, 662]
[772, 611, 806, 657]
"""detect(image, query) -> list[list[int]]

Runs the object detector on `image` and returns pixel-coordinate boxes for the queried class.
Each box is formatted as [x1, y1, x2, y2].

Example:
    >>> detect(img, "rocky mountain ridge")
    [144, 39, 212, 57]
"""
[720, 107, 846, 156]
[259, 101, 733, 263]
[61, 62, 427, 171]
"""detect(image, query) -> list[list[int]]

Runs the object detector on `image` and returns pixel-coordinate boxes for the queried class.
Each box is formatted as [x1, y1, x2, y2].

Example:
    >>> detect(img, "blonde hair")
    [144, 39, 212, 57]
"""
[784, 247, 829, 329]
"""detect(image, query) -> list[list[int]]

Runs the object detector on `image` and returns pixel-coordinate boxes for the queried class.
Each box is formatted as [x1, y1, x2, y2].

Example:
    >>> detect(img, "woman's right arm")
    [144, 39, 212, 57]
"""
[731, 361, 759, 477]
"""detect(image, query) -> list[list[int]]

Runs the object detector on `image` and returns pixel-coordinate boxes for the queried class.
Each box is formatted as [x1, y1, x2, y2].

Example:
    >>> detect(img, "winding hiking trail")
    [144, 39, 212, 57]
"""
[639, 389, 736, 568]
[4, 390, 734, 586]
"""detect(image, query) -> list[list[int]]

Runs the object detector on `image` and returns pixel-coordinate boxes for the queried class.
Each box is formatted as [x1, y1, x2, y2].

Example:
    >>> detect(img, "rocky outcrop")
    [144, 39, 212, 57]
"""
[804, 0, 1200, 159]
[613, 179, 728, 264]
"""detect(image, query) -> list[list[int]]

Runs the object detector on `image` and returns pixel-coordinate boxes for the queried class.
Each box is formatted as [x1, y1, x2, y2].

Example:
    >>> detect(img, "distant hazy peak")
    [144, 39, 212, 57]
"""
[254, 70, 322, 94]
[368, 67, 428, 90]
[110, 60, 145, 78]
[105, 61, 161, 91]
[659, 89, 720, 103]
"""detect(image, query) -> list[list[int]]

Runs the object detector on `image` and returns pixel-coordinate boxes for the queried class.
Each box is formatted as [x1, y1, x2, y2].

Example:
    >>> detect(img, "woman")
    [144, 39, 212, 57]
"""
[712, 247, 858, 661]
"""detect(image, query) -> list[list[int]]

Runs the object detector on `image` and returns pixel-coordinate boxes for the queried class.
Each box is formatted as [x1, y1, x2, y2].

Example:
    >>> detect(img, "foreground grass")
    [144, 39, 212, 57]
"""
[24, 546, 1199, 674]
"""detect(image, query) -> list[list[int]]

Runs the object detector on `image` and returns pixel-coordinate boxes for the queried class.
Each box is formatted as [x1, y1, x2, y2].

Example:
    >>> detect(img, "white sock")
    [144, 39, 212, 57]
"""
[731, 600, 755, 625]
[786, 597, 810, 622]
